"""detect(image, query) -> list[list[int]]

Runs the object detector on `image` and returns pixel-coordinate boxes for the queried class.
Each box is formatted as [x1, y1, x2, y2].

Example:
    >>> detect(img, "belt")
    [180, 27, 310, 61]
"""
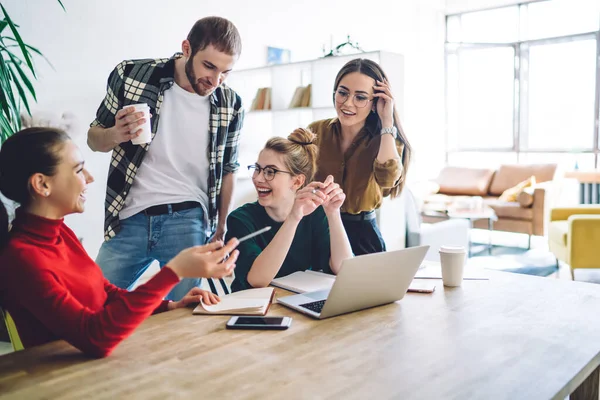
[143, 201, 201, 216]
[340, 210, 376, 222]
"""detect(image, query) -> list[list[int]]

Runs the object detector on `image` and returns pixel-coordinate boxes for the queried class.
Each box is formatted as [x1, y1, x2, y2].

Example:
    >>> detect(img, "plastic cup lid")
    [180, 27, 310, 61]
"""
[127, 103, 149, 110]
[439, 246, 466, 254]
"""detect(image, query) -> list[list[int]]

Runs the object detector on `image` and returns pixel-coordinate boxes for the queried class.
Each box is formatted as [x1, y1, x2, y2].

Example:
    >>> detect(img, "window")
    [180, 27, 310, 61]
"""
[525, 38, 597, 150]
[447, 152, 518, 169]
[525, 0, 600, 40]
[460, 7, 519, 43]
[447, 47, 515, 150]
[446, 0, 600, 167]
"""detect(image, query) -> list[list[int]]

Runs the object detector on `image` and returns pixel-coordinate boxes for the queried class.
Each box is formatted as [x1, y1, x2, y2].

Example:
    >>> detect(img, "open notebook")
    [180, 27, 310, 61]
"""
[193, 287, 275, 316]
[271, 270, 435, 294]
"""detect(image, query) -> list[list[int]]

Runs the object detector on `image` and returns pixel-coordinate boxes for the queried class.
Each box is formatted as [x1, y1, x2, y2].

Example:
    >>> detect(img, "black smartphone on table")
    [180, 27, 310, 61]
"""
[226, 316, 292, 330]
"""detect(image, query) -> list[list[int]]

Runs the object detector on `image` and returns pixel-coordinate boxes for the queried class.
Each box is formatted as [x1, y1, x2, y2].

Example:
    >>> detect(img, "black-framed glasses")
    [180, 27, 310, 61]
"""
[248, 165, 293, 181]
[333, 89, 374, 108]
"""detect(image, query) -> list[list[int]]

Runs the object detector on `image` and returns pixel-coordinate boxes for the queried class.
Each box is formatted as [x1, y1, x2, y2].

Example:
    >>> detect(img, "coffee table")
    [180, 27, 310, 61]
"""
[421, 207, 498, 257]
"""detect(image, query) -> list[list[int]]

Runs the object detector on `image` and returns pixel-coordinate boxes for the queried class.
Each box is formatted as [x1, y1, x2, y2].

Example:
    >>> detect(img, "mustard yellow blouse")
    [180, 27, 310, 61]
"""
[308, 118, 404, 214]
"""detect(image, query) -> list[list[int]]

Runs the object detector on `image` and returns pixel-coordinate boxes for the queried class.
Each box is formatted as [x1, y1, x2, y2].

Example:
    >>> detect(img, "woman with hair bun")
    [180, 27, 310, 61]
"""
[226, 128, 353, 292]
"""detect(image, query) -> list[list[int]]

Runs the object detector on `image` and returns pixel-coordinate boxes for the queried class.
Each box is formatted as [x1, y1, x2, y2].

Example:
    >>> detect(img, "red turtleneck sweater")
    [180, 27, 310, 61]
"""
[0, 209, 180, 358]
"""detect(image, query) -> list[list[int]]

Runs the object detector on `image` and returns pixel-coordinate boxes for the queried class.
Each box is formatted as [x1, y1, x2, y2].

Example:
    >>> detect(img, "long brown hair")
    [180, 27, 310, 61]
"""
[0, 127, 70, 248]
[264, 128, 318, 188]
[333, 58, 411, 198]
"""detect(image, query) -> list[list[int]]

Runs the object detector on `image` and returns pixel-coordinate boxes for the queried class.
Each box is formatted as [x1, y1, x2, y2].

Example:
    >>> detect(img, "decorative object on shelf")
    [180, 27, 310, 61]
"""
[267, 46, 291, 65]
[250, 87, 272, 111]
[322, 35, 365, 58]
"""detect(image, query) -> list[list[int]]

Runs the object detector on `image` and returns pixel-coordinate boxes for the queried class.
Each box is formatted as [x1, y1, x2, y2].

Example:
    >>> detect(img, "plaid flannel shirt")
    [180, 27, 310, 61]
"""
[91, 54, 244, 241]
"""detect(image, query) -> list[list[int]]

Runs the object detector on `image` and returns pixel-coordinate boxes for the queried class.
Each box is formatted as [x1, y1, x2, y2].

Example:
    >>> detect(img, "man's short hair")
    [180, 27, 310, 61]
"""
[187, 16, 242, 57]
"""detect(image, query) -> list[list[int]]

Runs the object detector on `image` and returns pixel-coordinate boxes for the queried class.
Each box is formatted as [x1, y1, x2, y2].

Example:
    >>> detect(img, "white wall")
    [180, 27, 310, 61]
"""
[445, 0, 538, 14]
[3, 0, 447, 257]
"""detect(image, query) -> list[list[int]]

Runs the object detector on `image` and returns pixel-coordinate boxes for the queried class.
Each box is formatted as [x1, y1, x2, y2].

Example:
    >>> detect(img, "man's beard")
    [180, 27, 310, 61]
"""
[185, 57, 214, 96]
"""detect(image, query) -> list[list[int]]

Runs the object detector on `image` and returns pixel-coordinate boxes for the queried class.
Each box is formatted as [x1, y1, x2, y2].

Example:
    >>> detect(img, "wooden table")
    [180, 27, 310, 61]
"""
[1, 270, 599, 400]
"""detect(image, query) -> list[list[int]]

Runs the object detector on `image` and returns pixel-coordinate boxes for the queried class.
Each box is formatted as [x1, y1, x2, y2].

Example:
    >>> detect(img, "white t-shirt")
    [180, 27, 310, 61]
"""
[119, 82, 211, 220]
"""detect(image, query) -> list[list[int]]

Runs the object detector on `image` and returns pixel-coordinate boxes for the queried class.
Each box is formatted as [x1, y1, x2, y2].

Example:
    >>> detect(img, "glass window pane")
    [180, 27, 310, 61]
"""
[526, 0, 600, 40]
[455, 47, 515, 149]
[519, 152, 596, 171]
[446, 15, 461, 42]
[526, 39, 597, 150]
[446, 52, 460, 150]
[460, 7, 519, 43]
[447, 152, 518, 169]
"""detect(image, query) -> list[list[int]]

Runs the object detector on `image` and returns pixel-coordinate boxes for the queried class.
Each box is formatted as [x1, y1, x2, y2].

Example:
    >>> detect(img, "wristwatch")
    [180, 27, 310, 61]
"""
[380, 126, 398, 139]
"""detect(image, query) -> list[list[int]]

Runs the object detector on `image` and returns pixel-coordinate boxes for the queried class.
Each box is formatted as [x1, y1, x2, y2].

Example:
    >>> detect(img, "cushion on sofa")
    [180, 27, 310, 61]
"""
[517, 190, 535, 207]
[489, 164, 557, 196]
[498, 176, 536, 202]
[435, 166, 496, 196]
[548, 221, 568, 247]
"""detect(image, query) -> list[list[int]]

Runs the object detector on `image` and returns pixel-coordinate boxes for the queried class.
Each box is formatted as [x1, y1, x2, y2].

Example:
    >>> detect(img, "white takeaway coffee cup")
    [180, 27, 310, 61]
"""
[439, 246, 467, 287]
[127, 103, 152, 145]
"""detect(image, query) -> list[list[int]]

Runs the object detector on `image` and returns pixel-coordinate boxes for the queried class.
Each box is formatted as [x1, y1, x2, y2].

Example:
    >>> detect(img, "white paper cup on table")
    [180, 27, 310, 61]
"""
[126, 103, 152, 145]
[439, 246, 467, 287]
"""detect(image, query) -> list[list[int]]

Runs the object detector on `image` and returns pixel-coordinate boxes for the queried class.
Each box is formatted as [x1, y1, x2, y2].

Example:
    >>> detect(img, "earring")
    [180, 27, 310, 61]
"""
[44, 191, 49, 197]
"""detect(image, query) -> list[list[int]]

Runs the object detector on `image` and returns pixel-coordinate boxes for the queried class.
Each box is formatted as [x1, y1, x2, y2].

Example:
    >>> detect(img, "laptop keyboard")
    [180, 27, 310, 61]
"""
[299, 299, 326, 313]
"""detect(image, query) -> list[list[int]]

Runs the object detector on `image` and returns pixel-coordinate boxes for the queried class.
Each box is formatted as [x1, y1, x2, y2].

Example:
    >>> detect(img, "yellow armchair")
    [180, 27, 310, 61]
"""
[0, 307, 23, 352]
[548, 206, 600, 280]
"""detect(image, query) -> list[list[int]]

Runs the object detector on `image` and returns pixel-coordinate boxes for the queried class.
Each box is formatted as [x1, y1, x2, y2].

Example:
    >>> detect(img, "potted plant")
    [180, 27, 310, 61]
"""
[0, 1, 65, 222]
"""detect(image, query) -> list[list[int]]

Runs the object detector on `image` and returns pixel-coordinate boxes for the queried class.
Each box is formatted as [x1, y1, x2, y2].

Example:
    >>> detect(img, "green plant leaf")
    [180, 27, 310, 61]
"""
[0, 112, 17, 143]
[2, 40, 55, 71]
[6, 52, 36, 100]
[6, 65, 31, 116]
[0, 59, 18, 114]
[0, 83, 14, 122]
[0, 4, 35, 78]
[0, 20, 7, 34]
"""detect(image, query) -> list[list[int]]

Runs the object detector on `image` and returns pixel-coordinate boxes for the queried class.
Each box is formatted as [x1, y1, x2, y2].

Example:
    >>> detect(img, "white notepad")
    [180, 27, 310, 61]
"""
[192, 287, 274, 316]
[270, 271, 336, 293]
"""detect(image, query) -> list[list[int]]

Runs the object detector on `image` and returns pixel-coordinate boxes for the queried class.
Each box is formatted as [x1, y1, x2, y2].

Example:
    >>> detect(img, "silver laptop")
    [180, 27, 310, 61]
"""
[277, 245, 429, 319]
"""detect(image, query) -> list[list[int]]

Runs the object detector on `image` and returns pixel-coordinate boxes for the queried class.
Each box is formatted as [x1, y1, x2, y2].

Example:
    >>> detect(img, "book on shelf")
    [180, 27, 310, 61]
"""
[299, 84, 311, 107]
[288, 86, 304, 108]
[192, 287, 275, 316]
[250, 87, 272, 111]
[271, 269, 436, 294]
[263, 87, 271, 110]
[288, 85, 311, 108]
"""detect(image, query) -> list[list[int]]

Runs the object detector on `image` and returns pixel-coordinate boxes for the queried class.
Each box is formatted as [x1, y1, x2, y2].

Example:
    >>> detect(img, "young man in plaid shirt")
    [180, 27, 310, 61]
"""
[88, 17, 244, 300]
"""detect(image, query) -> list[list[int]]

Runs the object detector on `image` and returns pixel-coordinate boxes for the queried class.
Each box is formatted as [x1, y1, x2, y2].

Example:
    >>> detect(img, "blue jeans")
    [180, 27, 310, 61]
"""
[96, 207, 207, 301]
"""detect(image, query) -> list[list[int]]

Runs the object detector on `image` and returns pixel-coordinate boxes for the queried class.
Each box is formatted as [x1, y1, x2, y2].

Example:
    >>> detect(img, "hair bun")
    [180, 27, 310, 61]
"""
[288, 128, 316, 146]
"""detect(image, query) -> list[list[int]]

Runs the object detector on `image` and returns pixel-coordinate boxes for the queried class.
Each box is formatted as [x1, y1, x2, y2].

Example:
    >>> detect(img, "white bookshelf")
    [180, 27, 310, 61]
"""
[227, 51, 405, 181]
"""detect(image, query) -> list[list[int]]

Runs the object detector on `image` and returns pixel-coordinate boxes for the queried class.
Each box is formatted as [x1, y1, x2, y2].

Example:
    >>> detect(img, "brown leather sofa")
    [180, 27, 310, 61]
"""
[421, 164, 559, 246]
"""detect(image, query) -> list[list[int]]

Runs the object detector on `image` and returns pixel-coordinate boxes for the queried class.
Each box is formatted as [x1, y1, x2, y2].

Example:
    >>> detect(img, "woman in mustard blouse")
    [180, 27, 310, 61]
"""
[308, 58, 412, 255]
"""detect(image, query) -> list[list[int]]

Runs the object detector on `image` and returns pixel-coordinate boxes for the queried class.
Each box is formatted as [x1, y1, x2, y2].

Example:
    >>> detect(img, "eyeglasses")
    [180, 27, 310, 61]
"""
[248, 165, 293, 181]
[333, 89, 374, 108]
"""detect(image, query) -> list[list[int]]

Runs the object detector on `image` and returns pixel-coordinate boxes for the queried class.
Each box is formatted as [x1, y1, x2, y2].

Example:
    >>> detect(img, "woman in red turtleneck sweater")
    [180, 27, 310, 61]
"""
[0, 128, 240, 358]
